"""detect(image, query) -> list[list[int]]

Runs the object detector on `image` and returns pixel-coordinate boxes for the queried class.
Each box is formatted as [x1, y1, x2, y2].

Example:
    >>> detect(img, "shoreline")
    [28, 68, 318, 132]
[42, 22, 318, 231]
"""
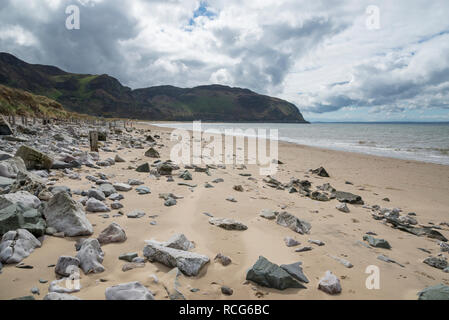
[148, 121, 449, 168]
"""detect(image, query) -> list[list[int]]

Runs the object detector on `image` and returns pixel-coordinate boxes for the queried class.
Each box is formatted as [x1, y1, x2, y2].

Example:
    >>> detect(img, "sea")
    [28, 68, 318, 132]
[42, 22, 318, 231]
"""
[151, 122, 449, 166]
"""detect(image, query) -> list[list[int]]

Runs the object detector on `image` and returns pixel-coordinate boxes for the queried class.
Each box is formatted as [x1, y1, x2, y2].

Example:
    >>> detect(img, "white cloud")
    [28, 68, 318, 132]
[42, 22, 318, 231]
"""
[1, 0, 449, 117]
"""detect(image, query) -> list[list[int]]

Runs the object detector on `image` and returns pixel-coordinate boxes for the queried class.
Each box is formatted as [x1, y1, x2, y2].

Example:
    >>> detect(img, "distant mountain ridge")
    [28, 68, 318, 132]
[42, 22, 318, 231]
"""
[0, 52, 308, 123]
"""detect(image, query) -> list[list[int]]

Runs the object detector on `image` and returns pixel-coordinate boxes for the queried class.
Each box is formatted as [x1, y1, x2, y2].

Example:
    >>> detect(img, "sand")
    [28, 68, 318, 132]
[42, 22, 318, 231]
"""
[0, 122, 448, 300]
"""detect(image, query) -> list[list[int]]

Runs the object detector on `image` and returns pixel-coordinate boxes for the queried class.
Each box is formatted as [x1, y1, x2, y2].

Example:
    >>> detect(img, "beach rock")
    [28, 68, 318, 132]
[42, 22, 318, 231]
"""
[0, 157, 27, 178]
[418, 284, 449, 300]
[136, 163, 150, 173]
[114, 154, 125, 163]
[55, 256, 80, 277]
[440, 242, 449, 253]
[15, 145, 53, 170]
[0, 190, 41, 211]
[335, 191, 364, 205]
[122, 262, 145, 272]
[363, 235, 391, 249]
[260, 209, 278, 220]
[111, 201, 123, 210]
[44, 292, 81, 300]
[108, 193, 124, 201]
[318, 271, 342, 295]
[329, 255, 353, 268]
[164, 233, 195, 251]
[276, 212, 311, 234]
[423, 256, 448, 270]
[43, 192, 93, 237]
[284, 237, 300, 247]
[119, 252, 138, 262]
[214, 253, 232, 266]
[309, 239, 325, 246]
[336, 203, 350, 213]
[246, 256, 303, 290]
[105, 281, 154, 300]
[49, 186, 71, 196]
[156, 162, 174, 175]
[0, 116, 13, 135]
[128, 179, 144, 186]
[99, 184, 116, 197]
[0, 203, 46, 237]
[0, 229, 41, 264]
[48, 278, 81, 294]
[75, 238, 105, 274]
[221, 286, 233, 295]
[310, 191, 330, 202]
[136, 186, 151, 194]
[209, 217, 248, 230]
[113, 183, 132, 192]
[143, 242, 209, 276]
[161, 267, 186, 300]
[145, 147, 160, 158]
[86, 198, 110, 213]
[295, 246, 313, 252]
[233, 185, 244, 192]
[127, 210, 145, 218]
[280, 262, 309, 284]
[164, 198, 177, 206]
[179, 170, 192, 180]
[311, 166, 329, 177]
[87, 189, 106, 201]
[98, 223, 127, 244]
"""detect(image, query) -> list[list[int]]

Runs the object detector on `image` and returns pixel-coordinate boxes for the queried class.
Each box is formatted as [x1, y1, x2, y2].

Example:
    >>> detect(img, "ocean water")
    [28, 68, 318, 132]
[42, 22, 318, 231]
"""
[151, 122, 449, 166]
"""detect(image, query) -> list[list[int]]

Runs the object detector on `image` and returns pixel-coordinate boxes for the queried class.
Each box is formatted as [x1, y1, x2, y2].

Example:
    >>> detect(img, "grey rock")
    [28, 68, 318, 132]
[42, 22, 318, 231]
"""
[143, 242, 209, 276]
[99, 183, 116, 197]
[214, 253, 232, 266]
[145, 147, 160, 158]
[246, 256, 304, 290]
[0, 157, 27, 178]
[127, 210, 145, 218]
[318, 271, 342, 295]
[113, 183, 132, 192]
[335, 191, 364, 205]
[55, 256, 80, 277]
[418, 284, 449, 300]
[221, 286, 233, 295]
[423, 256, 448, 270]
[0, 229, 41, 264]
[136, 186, 151, 195]
[0, 203, 46, 237]
[48, 278, 81, 294]
[15, 145, 53, 170]
[111, 201, 123, 210]
[259, 209, 278, 220]
[336, 203, 350, 213]
[76, 238, 105, 274]
[105, 281, 154, 300]
[363, 235, 391, 249]
[308, 239, 325, 246]
[284, 237, 300, 247]
[280, 262, 309, 284]
[87, 189, 106, 201]
[209, 217, 248, 230]
[295, 246, 313, 252]
[108, 193, 124, 201]
[98, 223, 127, 244]
[86, 198, 110, 213]
[43, 192, 93, 237]
[276, 212, 311, 234]
[44, 292, 81, 300]
[119, 252, 138, 262]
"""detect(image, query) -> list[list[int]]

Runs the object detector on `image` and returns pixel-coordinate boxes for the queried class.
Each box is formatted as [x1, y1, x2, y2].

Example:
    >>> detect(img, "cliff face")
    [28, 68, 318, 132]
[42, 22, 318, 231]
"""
[0, 52, 308, 123]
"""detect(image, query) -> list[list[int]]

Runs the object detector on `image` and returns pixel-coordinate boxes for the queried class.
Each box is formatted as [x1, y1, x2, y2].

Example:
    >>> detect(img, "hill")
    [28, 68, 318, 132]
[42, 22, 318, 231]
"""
[0, 52, 308, 123]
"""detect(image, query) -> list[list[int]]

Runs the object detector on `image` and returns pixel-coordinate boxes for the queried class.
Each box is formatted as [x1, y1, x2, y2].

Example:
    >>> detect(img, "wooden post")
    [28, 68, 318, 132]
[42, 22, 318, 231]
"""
[89, 131, 99, 152]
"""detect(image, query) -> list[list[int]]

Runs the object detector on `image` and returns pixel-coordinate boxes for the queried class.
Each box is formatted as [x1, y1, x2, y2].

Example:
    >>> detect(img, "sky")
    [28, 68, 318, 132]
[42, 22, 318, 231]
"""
[1, 0, 449, 122]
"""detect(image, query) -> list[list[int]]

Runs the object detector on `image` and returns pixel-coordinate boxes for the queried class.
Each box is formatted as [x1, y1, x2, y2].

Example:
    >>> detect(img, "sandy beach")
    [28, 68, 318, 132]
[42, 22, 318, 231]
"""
[0, 121, 448, 300]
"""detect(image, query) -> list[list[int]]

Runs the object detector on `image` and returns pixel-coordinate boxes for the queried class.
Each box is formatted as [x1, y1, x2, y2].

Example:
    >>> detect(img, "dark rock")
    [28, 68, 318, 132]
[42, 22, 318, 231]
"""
[363, 235, 391, 249]
[335, 191, 364, 205]
[246, 256, 303, 290]
[280, 262, 309, 284]
[418, 284, 449, 300]
[15, 145, 53, 170]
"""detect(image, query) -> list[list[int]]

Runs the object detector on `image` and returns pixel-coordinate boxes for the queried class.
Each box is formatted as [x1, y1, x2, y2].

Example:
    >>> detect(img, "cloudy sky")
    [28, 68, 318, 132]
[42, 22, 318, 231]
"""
[1, 0, 449, 122]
